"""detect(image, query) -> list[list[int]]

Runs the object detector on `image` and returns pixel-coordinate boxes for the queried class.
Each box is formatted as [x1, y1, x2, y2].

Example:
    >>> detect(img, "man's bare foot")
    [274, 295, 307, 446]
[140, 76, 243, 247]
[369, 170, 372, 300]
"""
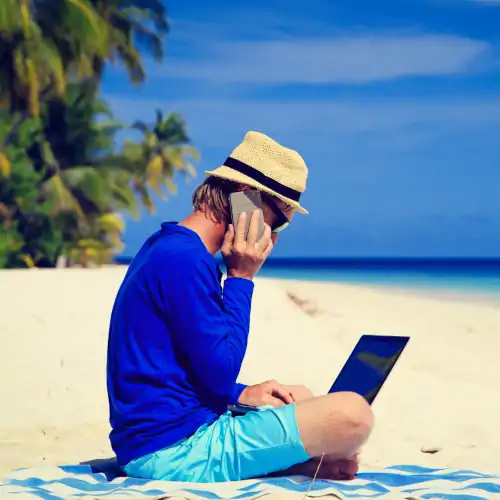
[317, 457, 359, 480]
[272, 457, 359, 481]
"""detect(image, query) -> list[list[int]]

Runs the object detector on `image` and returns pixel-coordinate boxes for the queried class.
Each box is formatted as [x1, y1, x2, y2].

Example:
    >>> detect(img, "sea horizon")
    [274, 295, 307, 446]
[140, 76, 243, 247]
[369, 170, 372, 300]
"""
[114, 256, 500, 298]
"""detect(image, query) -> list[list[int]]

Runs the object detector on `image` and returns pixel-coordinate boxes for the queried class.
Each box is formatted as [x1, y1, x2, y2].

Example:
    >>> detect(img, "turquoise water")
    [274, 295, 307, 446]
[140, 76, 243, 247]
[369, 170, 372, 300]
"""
[253, 258, 500, 299]
[117, 256, 500, 299]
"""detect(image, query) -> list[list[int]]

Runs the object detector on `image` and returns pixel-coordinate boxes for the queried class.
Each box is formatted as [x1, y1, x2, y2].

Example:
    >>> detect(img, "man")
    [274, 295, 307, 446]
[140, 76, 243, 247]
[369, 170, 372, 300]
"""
[107, 131, 373, 483]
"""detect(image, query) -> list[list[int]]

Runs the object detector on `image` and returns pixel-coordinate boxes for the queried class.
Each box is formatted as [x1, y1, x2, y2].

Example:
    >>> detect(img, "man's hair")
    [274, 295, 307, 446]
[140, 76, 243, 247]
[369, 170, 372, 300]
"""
[192, 176, 293, 224]
[192, 177, 237, 224]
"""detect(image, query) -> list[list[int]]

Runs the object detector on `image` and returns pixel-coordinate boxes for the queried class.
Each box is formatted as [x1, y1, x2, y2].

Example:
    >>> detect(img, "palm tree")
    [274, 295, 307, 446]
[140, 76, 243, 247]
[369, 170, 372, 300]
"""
[0, 0, 169, 148]
[89, 0, 169, 85]
[0, 111, 65, 267]
[21, 90, 197, 266]
[119, 109, 199, 212]
[26, 85, 141, 249]
[0, 85, 133, 266]
[0, 0, 108, 117]
[0, 96, 199, 268]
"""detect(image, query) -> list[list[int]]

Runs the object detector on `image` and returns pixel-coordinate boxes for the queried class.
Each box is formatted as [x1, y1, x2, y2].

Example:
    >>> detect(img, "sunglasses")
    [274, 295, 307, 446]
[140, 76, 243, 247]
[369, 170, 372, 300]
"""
[264, 196, 290, 233]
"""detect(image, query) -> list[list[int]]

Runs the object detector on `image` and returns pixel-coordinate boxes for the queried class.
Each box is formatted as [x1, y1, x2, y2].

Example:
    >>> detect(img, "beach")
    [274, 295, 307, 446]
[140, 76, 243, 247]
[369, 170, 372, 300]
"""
[1, 267, 499, 480]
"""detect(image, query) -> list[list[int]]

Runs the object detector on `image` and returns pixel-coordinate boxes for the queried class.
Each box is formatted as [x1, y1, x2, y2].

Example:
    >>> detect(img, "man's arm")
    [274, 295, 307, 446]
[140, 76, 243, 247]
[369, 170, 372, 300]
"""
[161, 255, 253, 403]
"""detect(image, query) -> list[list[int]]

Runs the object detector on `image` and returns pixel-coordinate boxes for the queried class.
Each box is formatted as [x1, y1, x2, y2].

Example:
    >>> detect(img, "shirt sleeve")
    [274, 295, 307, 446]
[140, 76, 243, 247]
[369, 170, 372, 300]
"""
[160, 255, 253, 403]
[233, 383, 248, 403]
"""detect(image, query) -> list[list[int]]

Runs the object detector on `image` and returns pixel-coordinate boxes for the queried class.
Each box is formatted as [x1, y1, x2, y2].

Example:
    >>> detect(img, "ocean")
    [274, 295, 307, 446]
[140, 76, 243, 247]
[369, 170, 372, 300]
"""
[115, 257, 500, 300]
[256, 258, 500, 301]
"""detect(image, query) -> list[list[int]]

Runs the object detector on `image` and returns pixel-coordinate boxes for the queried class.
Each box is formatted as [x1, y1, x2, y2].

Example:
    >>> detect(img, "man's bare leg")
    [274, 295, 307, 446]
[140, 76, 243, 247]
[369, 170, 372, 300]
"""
[296, 392, 373, 458]
[273, 392, 373, 480]
[282, 385, 314, 403]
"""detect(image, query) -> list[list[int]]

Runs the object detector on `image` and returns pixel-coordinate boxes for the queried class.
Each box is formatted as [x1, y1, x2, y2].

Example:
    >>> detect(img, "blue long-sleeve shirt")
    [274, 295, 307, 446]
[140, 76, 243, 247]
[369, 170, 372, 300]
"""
[107, 223, 252, 465]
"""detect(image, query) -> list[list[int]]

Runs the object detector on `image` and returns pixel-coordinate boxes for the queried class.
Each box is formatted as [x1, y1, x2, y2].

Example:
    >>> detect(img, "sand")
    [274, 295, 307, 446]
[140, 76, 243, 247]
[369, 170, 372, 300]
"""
[1, 267, 500, 481]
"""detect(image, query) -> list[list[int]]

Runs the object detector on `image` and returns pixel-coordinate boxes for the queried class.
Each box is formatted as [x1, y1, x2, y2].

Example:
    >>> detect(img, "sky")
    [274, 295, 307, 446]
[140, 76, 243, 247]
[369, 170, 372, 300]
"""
[102, 0, 500, 258]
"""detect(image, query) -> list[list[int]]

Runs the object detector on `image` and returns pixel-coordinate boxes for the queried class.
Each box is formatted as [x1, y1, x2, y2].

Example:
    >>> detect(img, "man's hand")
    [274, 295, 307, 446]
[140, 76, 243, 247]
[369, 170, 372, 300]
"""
[282, 385, 314, 403]
[238, 380, 295, 408]
[222, 211, 273, 281]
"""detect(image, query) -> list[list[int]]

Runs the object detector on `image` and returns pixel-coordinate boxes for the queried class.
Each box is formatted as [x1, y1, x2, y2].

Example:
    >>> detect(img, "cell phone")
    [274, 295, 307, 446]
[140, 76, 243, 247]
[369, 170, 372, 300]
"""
[227, 403, 259, 416]
[229, 190, 265, 241]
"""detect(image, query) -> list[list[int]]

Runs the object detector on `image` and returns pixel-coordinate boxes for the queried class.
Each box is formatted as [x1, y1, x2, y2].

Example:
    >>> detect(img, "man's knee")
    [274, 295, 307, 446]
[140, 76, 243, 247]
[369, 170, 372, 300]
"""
[325, 392, 373, 441]
[295, 391, 373, 458]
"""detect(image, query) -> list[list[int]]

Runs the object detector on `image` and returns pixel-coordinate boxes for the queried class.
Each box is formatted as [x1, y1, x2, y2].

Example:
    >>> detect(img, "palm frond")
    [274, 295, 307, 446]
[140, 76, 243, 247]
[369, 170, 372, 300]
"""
[115, 43, 145, 84]
[41, 173, 86, 220]
[131, 120, 151, 136]
[125, 18, 164, 61]
[146, 153, 165, 195]
[184, 161, 196, 178]
[97, 211, 125, 233]
[133, 181, 155, 213]
[38, 39, 66, 95]
[0, 0, 23, 33]
[110, 183, 140, 218]
[155, 108, 163, 126]
[117, 5, 169, 34]
[164, 178, 177, 194]
[60, 166, 110, 211]
[0, 151, 12, 177]
[66, 0, 109, 54]
[94, 119, 125, 141]
[120, 142, 144, 163]
[161, 145, 199, 173]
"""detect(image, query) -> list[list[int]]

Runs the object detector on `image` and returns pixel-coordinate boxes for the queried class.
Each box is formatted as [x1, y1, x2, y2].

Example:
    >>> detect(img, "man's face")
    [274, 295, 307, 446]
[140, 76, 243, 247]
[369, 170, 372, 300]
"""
[262, 198, 295, 245]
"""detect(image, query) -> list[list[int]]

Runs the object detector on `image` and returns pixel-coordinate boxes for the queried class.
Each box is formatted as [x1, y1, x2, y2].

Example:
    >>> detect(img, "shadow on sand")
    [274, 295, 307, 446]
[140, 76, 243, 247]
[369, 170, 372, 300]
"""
[79, 456, 124, 481]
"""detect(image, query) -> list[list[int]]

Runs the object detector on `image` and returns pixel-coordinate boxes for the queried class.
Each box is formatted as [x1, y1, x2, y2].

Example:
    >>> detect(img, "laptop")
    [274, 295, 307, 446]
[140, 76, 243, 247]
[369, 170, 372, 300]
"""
[228, 334, 409, 415]
[328, 334, 409, 404]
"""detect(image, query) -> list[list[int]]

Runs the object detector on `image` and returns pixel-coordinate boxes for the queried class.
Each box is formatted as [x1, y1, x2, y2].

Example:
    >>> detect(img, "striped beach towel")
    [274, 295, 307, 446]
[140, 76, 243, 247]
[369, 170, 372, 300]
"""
[1, 463, 499, 499]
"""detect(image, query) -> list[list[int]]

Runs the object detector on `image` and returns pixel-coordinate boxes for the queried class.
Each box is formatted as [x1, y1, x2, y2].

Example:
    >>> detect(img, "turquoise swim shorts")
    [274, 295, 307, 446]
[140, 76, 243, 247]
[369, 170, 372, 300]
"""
[124, 403, 310, 482]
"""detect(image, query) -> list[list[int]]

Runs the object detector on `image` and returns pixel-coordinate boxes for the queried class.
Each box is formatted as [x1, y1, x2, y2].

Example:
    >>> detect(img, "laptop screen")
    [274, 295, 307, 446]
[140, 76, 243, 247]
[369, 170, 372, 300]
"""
[328, 335, 409, 404]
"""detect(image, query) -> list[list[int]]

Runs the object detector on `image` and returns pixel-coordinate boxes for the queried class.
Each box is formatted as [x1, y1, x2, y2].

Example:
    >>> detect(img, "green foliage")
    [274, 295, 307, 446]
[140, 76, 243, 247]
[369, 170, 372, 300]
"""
[0, 227, 23, 268]
[0, 88, 198, 268]
[0, 0, 198, 269]
[121, 109, 198, 213]
[0, 115, 64, 267]
[0, 0, 168, 116]
[89, 0, 169, 85]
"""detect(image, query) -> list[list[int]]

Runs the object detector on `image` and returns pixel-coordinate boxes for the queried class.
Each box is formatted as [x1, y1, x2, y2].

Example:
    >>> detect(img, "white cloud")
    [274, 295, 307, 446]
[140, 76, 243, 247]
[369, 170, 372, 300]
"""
[107, 95, 500, 149]
[160, 34, 490, 85]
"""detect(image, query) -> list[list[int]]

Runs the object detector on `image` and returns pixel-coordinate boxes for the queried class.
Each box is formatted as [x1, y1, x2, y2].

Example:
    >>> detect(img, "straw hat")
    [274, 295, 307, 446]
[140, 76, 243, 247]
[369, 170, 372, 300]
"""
[205, 131, 309, 214]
